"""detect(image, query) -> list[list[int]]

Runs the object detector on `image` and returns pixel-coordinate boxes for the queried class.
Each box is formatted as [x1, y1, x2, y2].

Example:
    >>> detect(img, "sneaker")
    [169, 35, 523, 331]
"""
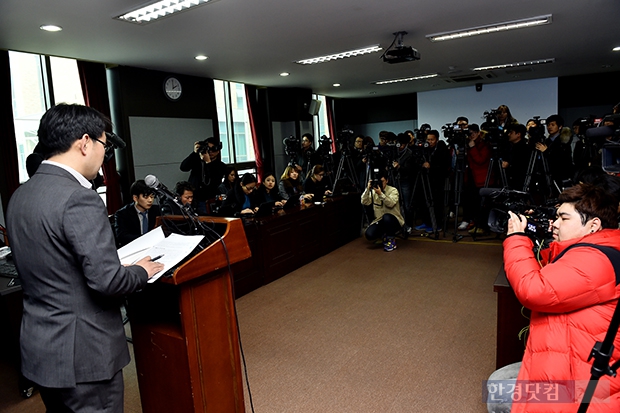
[457, 221, 469, 231]
[426, 226, 441, 233]
[468, 227, 486, 235]
[414, 224, 428, 231]
[383, 236, 397, 252]
[403, 224, 412, 235]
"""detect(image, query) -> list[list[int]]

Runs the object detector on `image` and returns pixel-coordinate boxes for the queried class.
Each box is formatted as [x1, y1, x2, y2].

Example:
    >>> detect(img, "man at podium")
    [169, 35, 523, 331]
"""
[7, 104, 163, 413]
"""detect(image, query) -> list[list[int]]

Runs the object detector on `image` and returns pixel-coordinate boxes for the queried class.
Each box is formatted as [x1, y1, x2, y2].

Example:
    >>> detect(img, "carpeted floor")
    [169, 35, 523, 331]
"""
[236, 236, 503, 413]
[0, 235, 504, 413]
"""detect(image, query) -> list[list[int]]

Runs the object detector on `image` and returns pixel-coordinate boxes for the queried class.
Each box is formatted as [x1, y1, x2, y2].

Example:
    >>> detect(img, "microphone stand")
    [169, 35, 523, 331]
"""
[577, 298, 620, 413]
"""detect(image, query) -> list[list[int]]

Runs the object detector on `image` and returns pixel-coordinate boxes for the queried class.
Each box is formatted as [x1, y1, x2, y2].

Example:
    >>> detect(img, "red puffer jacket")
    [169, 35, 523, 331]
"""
[504, 229, 620, 413]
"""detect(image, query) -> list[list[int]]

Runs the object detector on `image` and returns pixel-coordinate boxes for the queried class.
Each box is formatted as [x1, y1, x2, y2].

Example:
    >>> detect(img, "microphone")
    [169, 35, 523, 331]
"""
[144, 175, 183, 208]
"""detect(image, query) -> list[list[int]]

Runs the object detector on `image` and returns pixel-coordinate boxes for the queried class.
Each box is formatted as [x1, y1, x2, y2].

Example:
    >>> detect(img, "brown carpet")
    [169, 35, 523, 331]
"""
[237, 236, 503, 413]
[0, 236, 503, 413]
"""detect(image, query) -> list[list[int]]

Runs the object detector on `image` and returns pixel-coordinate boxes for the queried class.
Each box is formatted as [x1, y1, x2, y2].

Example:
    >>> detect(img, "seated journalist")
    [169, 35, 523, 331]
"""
[114, 179, 161, 247]
[361, 170, 405, 252]
[161, 181, 195, 216]
[499, 183, 620, 412]
[219, 173, 259, 216]
[255, 172, 285, 207]
[303, 165, 332, 201]
[279, 165, 313, 202]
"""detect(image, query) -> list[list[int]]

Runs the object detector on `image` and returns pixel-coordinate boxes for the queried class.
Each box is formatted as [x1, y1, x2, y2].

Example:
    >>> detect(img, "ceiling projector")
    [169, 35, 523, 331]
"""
[382, 46, 420, 64]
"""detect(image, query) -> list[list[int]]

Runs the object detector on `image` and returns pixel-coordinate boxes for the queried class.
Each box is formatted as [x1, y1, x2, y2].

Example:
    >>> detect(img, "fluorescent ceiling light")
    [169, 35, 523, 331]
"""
[373, 73, 438, 85]
[472, 58, 555, 71]
[333, 83, 341, 87]
[40, 25, 63, 32]
[613, 46, 620, 52]
[426, 14, 552, 42]
[280, 72, 290, 77]
[295, 45, 382, 65]
[115, 0, 211, 24]
[195, 55, 208, 60]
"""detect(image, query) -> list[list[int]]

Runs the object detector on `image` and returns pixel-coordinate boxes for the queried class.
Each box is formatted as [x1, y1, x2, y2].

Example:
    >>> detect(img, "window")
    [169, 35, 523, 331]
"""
[313, 94, 329, 141]
[9, 51, 84, 183]
[214, 79, 255, 168]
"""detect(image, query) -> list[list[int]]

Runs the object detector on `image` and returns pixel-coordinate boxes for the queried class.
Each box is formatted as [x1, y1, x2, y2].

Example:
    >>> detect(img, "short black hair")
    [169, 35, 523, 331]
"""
[427, 130, 440, 139]
[546, 114, 564, 128]
[240, 173, 257, 186]
[507, 123, 527, 137]
[174, 181, 194, 196]
[130, 180, 155, 198]
[38, 104, 108, 157]
[456, 116, 469, 124]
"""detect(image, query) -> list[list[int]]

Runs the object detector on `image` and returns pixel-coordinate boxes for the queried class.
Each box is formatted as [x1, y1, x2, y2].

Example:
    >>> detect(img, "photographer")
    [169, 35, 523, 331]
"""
[296, 133, 316, 178]
[179, 137, 227, 214]
[502, 183, 620, 412]
[393, 133, 415, 227]
[534, 115, 574, 189]
[460, 124, 490, 231]
[361, 170, 405, 252]
[414, 130, 450, 232]
[502, 123, 531, 191]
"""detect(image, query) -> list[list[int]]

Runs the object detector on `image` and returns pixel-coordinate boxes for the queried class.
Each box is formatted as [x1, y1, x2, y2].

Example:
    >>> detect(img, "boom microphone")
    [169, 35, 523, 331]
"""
[144, 175, 182, 207]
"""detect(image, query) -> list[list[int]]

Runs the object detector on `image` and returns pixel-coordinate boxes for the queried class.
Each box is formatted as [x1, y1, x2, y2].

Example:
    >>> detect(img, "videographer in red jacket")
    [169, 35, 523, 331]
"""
[503, 183, 620, 412]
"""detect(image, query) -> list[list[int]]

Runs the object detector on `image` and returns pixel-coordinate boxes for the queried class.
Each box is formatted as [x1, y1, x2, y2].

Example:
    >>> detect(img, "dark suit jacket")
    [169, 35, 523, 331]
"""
[7, 163, 148, 387]
[114, 203, 161, 247]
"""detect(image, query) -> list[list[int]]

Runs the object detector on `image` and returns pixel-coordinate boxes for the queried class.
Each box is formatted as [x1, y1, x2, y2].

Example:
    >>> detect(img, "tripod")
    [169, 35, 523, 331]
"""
[332, 151, 360, 193]
[484, 148, 508, 189]
[522, 147, 558, 202]
[449, 149, 466, 242]
[411, 167, 439, 239]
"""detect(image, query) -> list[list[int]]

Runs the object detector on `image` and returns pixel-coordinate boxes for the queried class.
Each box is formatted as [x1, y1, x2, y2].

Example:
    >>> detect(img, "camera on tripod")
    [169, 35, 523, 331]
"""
[336, 129, 354, 154]
[442, 123, 468, 149]
[528, 116, 547, 145]
[316, 135, 333, 156]
[283, 135, 300, 165]
[481, 109, 507, 150]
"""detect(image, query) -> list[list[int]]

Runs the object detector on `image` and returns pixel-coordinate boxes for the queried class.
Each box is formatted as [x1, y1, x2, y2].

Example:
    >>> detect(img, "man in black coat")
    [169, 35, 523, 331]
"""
[114, 179, 161, 247]
[179, 137, 227, 214]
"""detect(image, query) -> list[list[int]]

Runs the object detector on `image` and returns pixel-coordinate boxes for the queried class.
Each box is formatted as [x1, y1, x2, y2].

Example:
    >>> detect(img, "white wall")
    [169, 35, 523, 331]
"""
[129, 117, 213, 190]
[417, 78, 558, 138]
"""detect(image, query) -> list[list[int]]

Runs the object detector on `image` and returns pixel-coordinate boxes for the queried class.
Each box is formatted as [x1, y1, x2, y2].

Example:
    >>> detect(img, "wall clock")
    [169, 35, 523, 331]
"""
[164, 77, 182, 101]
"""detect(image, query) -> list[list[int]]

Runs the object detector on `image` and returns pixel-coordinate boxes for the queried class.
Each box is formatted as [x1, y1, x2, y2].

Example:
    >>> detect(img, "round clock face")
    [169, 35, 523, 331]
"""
[164, 77, 182, 101]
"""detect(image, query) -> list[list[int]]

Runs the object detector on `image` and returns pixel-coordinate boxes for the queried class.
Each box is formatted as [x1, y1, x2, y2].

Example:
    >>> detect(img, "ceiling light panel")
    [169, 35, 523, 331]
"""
[472, 58, 555, 71]
[115, 0, 210, 24]
[373, 74, 438, 85]
[426, 15, 552, 42]
[295, 45, 382, 65]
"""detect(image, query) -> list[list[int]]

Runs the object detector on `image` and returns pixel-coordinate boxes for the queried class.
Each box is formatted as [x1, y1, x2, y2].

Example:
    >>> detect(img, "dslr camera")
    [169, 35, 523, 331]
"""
[197, 139, 222, 155]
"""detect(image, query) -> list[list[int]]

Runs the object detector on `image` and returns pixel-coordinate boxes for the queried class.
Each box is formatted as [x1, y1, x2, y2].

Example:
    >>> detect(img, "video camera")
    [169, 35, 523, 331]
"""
[527, 116, 547, 145]
[336, 129, 354, 154]
[484, 188, 556, 240]
[481, 109, 507, 150]
[283, 135, 300, 166]
[316, 135, 333, 156]
[442, 123, 468, 149]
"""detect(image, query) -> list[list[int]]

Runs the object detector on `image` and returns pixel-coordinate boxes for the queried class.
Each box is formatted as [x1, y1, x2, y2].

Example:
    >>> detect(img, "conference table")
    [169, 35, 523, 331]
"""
[230, 193, 363, 297]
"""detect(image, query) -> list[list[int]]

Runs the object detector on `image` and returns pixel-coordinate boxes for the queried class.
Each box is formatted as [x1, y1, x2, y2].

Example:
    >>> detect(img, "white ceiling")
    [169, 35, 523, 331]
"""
[0, 0, 618, 99]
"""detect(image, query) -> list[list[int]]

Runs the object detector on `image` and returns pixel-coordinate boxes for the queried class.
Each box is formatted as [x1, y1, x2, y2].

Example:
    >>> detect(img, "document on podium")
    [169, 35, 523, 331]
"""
[117, 227, 205, 283]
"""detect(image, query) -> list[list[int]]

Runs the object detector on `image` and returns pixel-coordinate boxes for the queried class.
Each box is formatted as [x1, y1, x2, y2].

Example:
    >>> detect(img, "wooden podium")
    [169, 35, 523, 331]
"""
[128, 217, 251, 413]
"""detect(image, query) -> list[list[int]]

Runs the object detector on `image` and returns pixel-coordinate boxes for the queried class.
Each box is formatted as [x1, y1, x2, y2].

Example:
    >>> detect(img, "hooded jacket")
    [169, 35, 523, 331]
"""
[503, 229, 620, 412]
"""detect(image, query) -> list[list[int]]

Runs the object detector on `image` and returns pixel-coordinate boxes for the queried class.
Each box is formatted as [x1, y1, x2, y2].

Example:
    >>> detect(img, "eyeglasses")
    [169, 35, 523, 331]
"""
[92, 136, 114, 153]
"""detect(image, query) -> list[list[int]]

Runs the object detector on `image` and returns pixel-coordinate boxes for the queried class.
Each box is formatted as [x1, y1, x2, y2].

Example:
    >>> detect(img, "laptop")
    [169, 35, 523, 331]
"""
[253, 201, 278, 218]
